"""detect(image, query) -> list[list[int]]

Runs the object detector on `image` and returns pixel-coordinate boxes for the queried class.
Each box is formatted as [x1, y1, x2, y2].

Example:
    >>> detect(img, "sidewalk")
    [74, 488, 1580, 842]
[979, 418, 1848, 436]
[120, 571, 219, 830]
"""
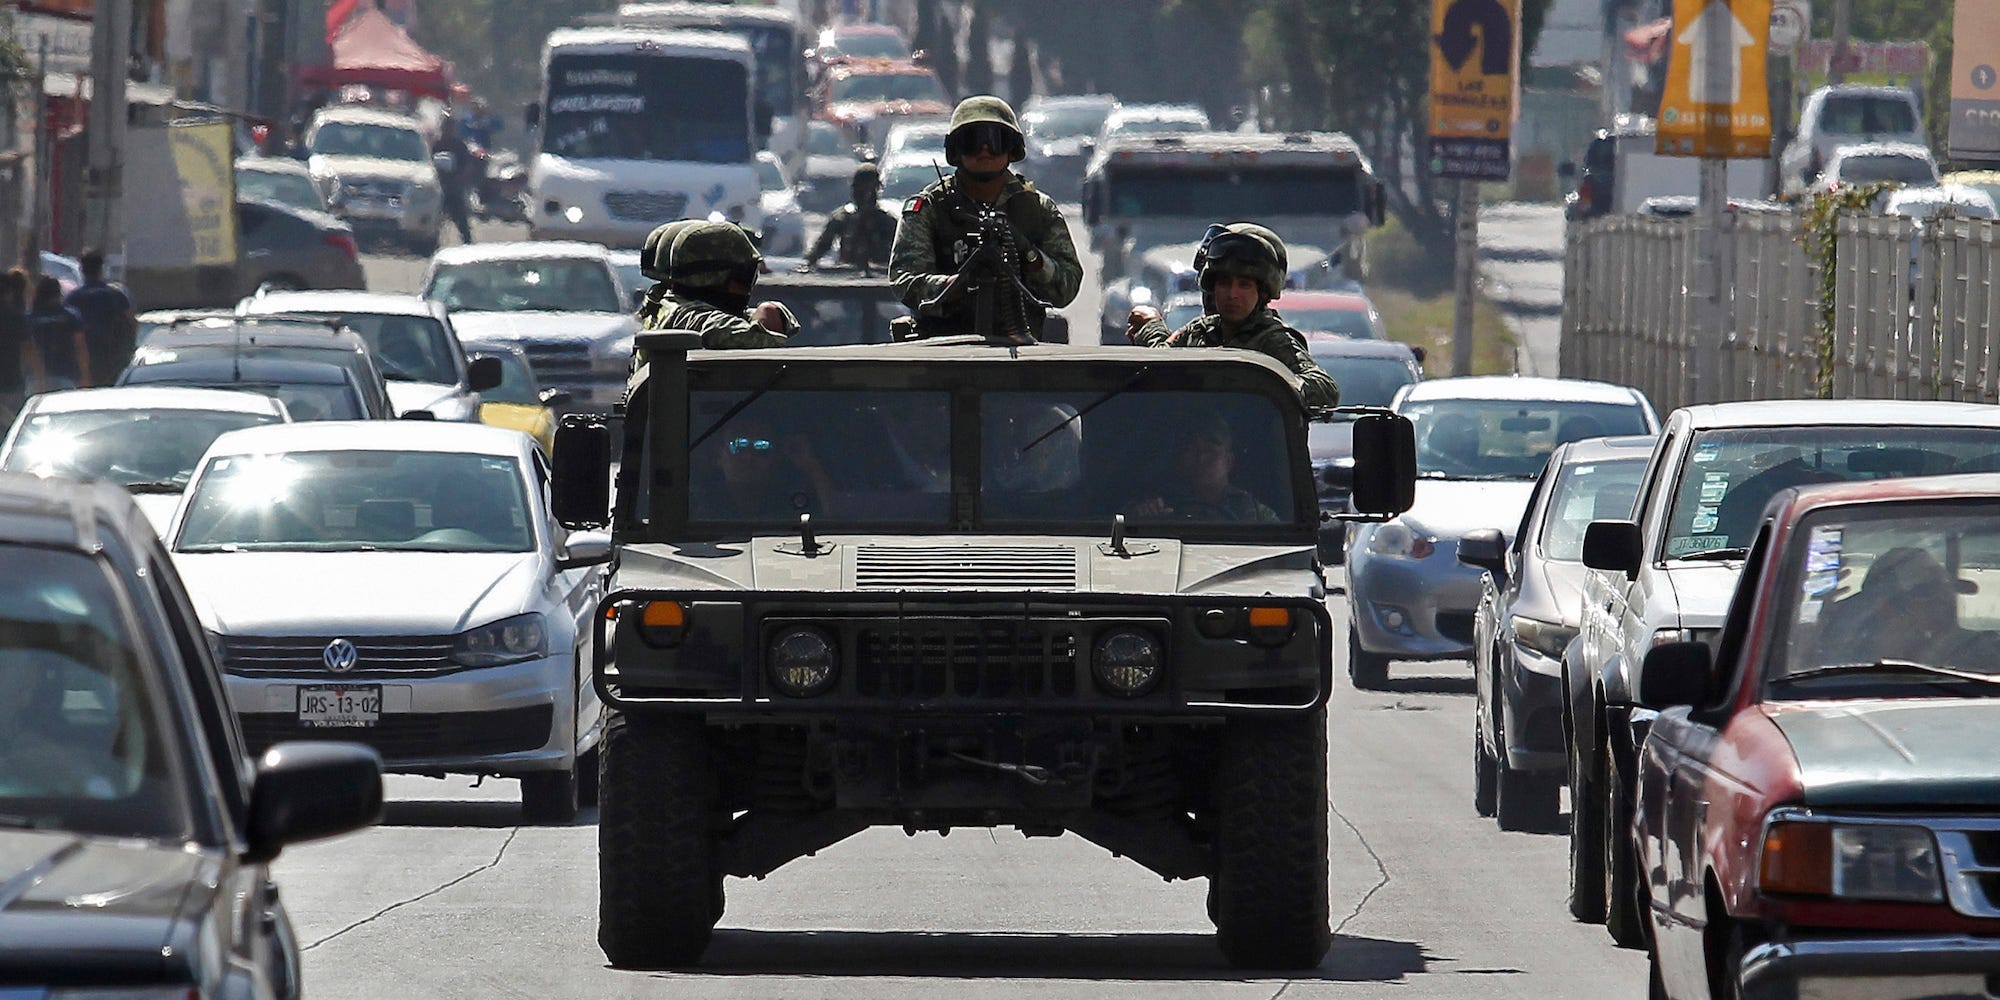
[1477, 201, 1566, 378]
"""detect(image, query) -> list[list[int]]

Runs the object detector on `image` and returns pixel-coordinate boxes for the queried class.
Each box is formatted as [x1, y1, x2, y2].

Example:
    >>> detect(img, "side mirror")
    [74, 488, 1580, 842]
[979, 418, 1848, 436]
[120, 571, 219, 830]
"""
[551, 413, 611, 530]
[1637, 640, 1714, 710]
[523, 102, 541, 129]
[1408, 345, 1427, 366]
[1582, 519, 1643, 578]
[244, 742, 383, 864]
[1457, 527, 1508, 576]
[539, 387, 572, 408]
[467, 355, 503, 392]
[1348, 412, 1417, 515]
[557, 528, 613, 569]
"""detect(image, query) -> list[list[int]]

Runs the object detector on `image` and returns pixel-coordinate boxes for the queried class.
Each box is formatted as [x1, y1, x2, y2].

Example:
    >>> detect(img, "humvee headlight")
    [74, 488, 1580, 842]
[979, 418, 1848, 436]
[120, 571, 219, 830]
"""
[1091, 629, 1161, 696]
[636, 600, 686, 647]
[769, 627, 838, 697]
[1247, 606, 1296, 646]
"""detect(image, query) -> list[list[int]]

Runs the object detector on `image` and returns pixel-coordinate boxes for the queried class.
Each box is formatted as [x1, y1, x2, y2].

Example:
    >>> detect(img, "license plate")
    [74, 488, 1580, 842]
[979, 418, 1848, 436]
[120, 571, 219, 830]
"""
[297, 685, 382, 728]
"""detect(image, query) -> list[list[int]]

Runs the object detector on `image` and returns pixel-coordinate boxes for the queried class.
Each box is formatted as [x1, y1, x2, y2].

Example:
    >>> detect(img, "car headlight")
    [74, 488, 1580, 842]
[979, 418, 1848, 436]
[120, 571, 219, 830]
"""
[1511, 616, 1576, 661]
[1760, 819, 1944, 903]
[453, 612, 546, 667]
[1367, 522, 1435, 559]
[769, 626, 838, 697]
[1091, 628, 1161, 696]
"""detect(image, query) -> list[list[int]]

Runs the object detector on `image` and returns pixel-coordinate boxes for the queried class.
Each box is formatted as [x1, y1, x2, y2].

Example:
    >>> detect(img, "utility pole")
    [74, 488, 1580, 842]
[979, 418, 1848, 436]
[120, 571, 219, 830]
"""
[26, 38, 48, 277]
[1691, 0, 1730, 404]
[85, 0, 131, 275]
[1451, 180, 1479, 376]
[1827, 0, 1851, 85]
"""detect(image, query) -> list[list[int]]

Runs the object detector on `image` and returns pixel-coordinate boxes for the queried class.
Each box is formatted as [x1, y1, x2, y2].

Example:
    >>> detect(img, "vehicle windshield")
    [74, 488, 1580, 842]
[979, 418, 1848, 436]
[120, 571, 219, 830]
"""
[1027, 105, 1115, 140]
[1311, 355, 1416, 410]
[236, 169, 322, 214]
[0, 546, 197, 840]
[272, 313, 457, 384]
[1769, 503, 2000, 697]
[688, 389, 951, 525]
[1107, 113, 1209, 137]
[1662, 427, 2000, 559]
[135, 343, 367, 383]
[178, 451, 534, 553]
[118, 369, 364, 422]
[542, 53, 751, 162]
[4, 409, 281, 489]
[1820, 94, 1918, 135]
[1540, 457, 1647, 561]
[310, 122, 429, 162]
[761, 290, 905, 346]
[831, 73, 947, 105]
[425, 259, 622, 313]
[1104, 167, 1365, 217]
[829, 33, 908, 60]
[1288, 307, 1379, 339]
[1402, 399, 1651, 480]
[1836, 154, 1936, 185]
[472, 352, 540, 406]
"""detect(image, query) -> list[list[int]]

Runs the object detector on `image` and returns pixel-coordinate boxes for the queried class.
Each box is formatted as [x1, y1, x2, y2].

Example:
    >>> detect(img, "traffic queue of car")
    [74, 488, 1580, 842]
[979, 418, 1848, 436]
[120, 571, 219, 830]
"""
[1360, 382, 2000, 997]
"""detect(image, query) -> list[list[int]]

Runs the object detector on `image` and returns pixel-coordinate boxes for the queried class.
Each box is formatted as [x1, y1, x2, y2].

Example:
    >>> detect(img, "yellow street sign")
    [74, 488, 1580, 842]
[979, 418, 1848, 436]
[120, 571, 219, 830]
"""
[1428, 0, 1519, 180]
[1950, 0, 2000, 161]
[1657, 0, 1774, 157]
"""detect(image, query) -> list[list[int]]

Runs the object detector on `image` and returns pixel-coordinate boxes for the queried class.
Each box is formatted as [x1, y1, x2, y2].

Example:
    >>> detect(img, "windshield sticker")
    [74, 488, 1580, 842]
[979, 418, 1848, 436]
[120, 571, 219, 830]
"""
[1691, 506, 1719, 534]
[1692, 445, 1721, 463]
[1699, 472, 1728, 505]
[1668, 535, 1737, 557]
[1798, 601, 1823, 624]
[1803, 525, 1843, 600]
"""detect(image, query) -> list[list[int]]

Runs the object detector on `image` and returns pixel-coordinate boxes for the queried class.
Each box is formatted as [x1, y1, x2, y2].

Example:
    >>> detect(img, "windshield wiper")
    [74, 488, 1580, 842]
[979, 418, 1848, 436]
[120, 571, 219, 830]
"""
[1675, 547, 1750, 562]
[691, 365, 789, 450]
[122, 479, 188, 494]
[1774, 659, 2000, 687]
[1021, 366, 1150, 453]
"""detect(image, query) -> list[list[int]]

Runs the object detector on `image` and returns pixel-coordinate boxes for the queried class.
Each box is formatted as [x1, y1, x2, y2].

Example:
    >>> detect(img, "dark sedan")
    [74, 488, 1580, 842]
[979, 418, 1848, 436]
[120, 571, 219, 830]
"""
[237, 196, 367, 299]
[0, 474, 380, 996]
[1634, 474, 2000, 999]
[1308, 337, 1423, 563]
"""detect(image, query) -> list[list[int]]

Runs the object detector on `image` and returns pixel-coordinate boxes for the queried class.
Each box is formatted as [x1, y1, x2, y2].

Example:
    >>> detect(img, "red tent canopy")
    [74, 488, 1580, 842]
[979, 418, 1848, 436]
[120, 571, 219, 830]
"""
[296, 5, 453, 99]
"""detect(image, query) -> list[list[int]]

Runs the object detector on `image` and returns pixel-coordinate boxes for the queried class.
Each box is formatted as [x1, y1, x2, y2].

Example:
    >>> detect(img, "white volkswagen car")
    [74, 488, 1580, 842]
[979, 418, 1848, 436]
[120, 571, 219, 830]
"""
[169, 421, 612, 822]
[1, 387, 290, 536]
[236, 290, 502, 421]
[420, 242, 638, 413]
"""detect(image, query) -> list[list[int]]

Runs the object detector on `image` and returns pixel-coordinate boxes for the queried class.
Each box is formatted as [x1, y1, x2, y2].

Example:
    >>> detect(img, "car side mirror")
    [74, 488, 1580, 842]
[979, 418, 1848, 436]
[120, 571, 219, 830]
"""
[551, 413, 611, 530]
[1348, 412, 1417, 515]
[1457, 527, 1508, 576]
[1637, 640, 1714, 710]
[467, 355, 502, 392]
[539, 387, 572, 408]
[557, 528, 613, 569]
[244, 742, 383, 864]
[1582, 519, 1643, 578]
[1407, 345, 1427, 366]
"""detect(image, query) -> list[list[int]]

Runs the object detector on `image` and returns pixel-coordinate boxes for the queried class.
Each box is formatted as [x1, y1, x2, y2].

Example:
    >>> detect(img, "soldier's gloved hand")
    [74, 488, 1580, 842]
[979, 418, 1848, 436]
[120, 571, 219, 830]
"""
[1126, 305, 1162, 343]
[754, 302, 790, 333]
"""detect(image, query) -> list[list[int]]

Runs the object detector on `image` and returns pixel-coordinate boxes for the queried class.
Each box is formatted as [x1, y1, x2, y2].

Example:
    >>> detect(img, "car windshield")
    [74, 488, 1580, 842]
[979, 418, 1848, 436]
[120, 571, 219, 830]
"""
[1836, 154, 1936, 185]
[310, 122, 429, 162]
[1402, 399, 1650, 480]
[118, 369, 364, 422]
[832, 73, 947, 105]
[135, 343, 367, 384]
[273, 313, 457, 384]
[1104, 167, 1365, 217]
[1540, 457, 1647, 561]
[1027, 105, 1114, 140]
[1312, 355, 1416, 409]
[1662, 427, 2000, 559]
[0, 546, 196, 840]
[1820, 94, 1918, 135]
[1288, 306, 1379, 339]
[472, 352, 539, 406]
[1768, 503, 2000, 696]
[426, 259, 622, 313]
[178, 451, 534, 553]
[4, 409, 281, 489]
[236, 169, 322, 214]
[830, 33, 908, 60]
[1108, 113, 1208, 136]
[542, 53, 751, 163]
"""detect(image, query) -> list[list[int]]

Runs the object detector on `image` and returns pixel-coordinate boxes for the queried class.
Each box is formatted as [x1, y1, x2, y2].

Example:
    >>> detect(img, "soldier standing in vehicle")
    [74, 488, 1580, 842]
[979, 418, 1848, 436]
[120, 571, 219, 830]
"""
[1126, 222, 1340, 409]
[889, 96, 1083, 338]
[801, 163, 898, 272]
[644, 221, 797, 348]
[634, 219, 702, 329]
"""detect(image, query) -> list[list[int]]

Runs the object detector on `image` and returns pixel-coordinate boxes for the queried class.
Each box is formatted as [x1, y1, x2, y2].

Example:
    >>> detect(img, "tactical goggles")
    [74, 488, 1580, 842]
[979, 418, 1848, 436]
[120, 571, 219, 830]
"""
[949, 122, 1019, 158]
[1196, 226, 1275, 269]
[726, 437, 774, 455]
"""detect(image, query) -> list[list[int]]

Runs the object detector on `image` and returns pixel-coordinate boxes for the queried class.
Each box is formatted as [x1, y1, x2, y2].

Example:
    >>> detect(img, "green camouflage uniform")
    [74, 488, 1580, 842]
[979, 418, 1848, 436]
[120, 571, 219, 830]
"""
[889, 172, 1083, 319]
[1146, 487, 1280, 523]
[806, 202, 899, 269]
[1133, 308, 1341, 409]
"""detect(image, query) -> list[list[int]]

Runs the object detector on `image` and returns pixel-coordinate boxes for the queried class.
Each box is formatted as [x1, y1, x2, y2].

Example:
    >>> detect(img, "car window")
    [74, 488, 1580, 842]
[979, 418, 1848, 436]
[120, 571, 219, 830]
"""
[4, 408, 282, 489]
[830, 33, 908, 60]
[310, 121, 430, 162]
[1538, 457, 1648, 561]
[179, 451, 534, 553]
[1836, 153, 1936, 185]
[237, 169, 323, 214]
[1026, 106, 1114, 139]
[261, 382, 363, 422]
[0, 545, 197, 840]
[1288, 307, 1379, 339]
[1819, 94, 1918, 135]
[1401, 399, 1653, 480]
[831, 73, 947, 105]
[472, 352, 540, 405]
[315, 314, 458, 385]
[1310, 355, 1416, 410]
[426, 259, 622, 313]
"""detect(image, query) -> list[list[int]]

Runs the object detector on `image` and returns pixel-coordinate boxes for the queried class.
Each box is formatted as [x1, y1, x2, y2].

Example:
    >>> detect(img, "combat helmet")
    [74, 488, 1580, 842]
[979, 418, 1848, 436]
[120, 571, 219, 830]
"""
[945, 95, 1026, 166]
[640, 219, 703, 282]
[1194, 222, 1287, 301]
[668, 221, 763, 289]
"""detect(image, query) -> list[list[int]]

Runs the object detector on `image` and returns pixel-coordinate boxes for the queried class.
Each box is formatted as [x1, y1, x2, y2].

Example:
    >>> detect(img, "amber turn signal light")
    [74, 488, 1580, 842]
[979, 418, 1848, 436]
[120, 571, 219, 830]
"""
[1760, 821, 1834, 896]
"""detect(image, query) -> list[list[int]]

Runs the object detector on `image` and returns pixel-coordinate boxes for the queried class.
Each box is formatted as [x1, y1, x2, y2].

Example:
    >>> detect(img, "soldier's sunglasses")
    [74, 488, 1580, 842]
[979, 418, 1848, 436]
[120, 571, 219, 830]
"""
[726, 437, 774, 455]
[950, 123, 1016, 158]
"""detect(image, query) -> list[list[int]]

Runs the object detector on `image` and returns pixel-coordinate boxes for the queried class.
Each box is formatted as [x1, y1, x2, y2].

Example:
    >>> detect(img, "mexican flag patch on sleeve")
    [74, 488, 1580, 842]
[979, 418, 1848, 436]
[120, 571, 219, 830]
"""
[902, 195, 927, 215]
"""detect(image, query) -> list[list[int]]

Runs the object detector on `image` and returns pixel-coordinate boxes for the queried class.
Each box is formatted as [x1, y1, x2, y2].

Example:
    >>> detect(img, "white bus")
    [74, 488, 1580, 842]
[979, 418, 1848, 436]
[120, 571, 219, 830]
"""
[529, 29, 762, 247]
[616, 3, 807, 171]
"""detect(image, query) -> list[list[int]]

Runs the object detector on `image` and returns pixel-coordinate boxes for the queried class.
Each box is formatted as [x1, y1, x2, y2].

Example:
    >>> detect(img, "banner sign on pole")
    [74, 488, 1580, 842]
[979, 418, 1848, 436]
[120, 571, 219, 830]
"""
[1951, 0, 2000, 163]
[1428, 0, 1519, 180]
[1656, 0, 1774, 157]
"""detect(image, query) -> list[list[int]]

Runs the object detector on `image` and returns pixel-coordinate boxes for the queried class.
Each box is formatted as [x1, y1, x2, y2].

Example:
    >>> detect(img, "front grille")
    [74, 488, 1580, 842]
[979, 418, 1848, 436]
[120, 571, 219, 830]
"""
[237, 705, 553, 760]
[344, 178, 407, 199]
[853, 621, 1081, 699]
[1937, 825, 2000, 917]
[1436, 611, 1477, 645]
[521, 340, 597, 386]
[603, 191, 690, 222]
[223, 634, 457, 677]
[855, 545, 1080, 591]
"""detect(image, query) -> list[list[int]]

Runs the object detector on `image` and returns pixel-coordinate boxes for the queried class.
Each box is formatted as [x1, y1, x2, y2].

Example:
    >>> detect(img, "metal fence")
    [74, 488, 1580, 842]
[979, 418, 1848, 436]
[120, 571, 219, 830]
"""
[1560, 209, 2000, 410]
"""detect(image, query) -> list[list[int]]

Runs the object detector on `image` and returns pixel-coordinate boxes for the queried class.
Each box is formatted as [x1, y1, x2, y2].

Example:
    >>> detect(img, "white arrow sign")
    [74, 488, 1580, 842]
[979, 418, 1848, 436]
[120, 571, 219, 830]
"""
[1677, 0, 1756, 104]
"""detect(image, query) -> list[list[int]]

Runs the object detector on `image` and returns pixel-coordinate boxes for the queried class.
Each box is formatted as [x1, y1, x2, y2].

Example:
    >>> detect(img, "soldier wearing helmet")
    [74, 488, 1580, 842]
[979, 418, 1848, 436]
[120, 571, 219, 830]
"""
[643, 221, 797, 349]
[801, 162, 898, 272]
[889, 95, 1082, 336]
[1126, 223, 1340, 408]
[634, 219, 704, 329]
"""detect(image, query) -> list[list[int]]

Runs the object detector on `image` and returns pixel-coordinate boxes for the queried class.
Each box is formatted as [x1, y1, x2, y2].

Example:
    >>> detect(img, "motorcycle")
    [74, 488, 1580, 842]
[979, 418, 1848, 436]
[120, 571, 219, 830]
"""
[467, 143, 528, 223]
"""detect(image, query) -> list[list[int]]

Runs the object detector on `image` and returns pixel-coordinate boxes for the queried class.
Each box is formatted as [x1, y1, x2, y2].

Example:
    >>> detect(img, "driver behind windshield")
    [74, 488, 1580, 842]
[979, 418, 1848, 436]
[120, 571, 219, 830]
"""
[1130, 420, 1278, 523]
[1807, 547, 1992, 670]
[697, 415, 831, 522]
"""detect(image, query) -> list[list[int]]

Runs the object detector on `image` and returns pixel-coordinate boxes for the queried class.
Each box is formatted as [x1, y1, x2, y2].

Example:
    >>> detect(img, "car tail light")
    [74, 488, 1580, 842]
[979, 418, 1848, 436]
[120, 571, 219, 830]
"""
[323, 232, 360, 259]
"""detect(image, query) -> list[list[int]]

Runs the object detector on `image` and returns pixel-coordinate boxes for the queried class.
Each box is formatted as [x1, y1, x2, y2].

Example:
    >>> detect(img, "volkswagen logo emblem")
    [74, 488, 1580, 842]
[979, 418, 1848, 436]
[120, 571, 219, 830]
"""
[323, 638, 359, 673]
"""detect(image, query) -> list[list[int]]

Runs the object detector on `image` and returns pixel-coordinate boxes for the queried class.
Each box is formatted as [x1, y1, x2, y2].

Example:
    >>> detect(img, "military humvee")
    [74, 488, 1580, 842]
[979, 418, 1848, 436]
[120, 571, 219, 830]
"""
[552, 331, 1413, 971]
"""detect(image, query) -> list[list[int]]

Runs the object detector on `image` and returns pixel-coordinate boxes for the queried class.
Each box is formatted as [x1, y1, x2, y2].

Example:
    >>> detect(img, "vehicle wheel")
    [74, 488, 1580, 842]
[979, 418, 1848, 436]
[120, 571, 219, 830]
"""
[1604, 734, 1647, 949]
[576, 744, 600, 808]
[1347, 625, 1389, 690]
[520, 765, 578, 824]
[1567, 710, 1608, 922]
[1472, 718, 1497, 818]
[1210, 707, 1332, 970]
[598, 711, 721, 968]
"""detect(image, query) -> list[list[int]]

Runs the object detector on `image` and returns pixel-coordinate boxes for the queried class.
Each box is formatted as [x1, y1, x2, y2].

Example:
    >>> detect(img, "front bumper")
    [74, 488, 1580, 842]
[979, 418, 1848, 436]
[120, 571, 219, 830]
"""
[1740, 935, 2000, 1000]
[1501, 645, 1566, 772]
[1346, 545, 1483, 661]
[225, 654, 573, 775]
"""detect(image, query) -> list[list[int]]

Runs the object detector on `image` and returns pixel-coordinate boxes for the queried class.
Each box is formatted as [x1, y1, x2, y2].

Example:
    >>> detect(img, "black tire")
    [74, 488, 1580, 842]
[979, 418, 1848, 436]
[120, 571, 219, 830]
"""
[598, 711, 722, 968]
[1568, 711, 1608, 922]
[520, 765, 579, 824]
[1347, 625, 1389, 690]
[576, 743, 600, 808]
[1472, 720, 1496, 818]
[1604, 733, 1647, 949]
[1210, 707, 1332, 971]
